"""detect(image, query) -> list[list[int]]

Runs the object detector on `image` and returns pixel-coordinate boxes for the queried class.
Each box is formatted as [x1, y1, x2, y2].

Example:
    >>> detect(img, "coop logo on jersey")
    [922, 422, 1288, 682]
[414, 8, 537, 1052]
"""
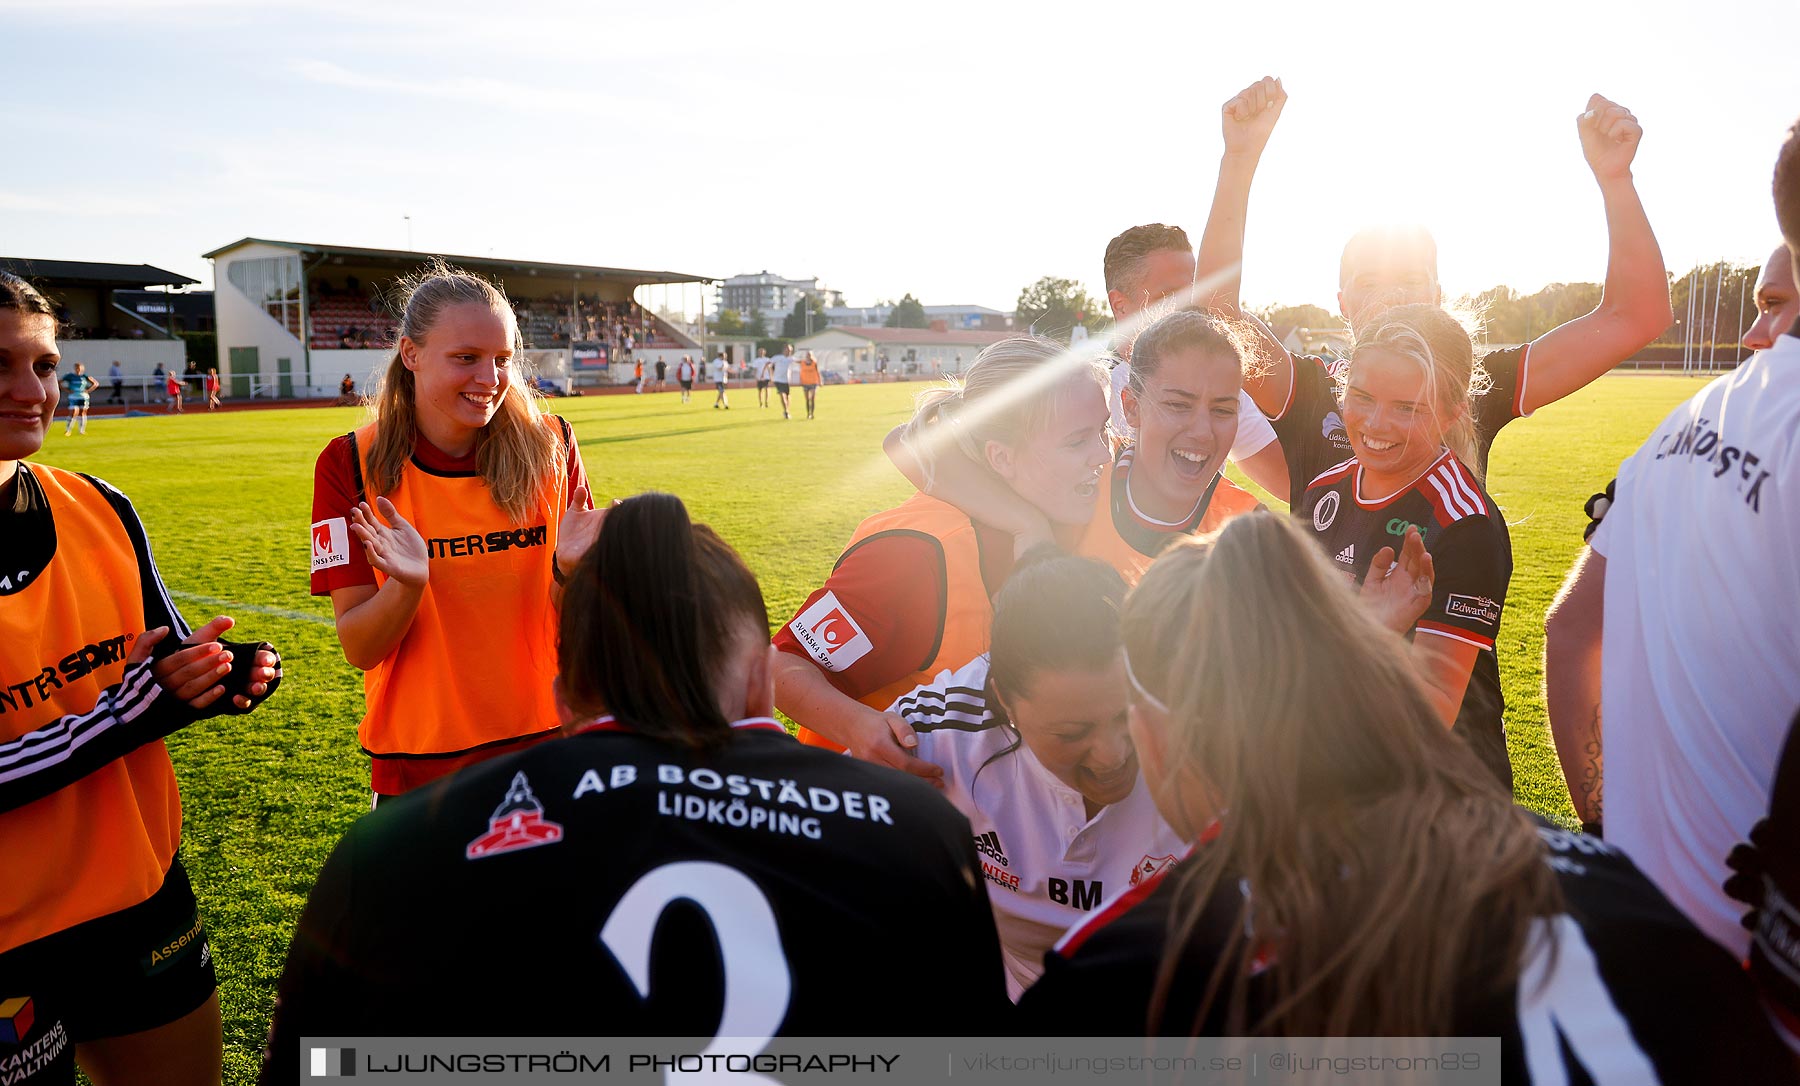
[465, 772, 564, 859]
[311, 518, 350, 573]
[1445, 594, 1502, 627]
[1129, 853, 1178, 887]
[1312, 491, 1340, 532]
[788, 591, 873, 672]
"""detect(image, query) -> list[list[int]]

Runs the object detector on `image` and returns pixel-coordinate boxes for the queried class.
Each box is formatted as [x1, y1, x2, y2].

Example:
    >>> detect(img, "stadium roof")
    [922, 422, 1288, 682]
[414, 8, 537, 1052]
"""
[804, 327, 1015, 347]
[201, 238, 714, 285]
[0, 257, 199, 289]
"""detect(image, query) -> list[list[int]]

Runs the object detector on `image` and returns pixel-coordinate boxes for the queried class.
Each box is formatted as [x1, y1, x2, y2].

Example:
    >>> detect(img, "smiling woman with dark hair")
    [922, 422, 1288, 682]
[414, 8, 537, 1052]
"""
[888, 549, 1182, 1000]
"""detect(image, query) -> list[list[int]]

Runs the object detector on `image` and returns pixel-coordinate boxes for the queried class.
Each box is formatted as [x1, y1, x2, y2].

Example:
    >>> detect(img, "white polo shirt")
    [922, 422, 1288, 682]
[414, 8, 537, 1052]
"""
[771, 354, 796, 384]
[707, 358, 726, 384]
[1108, 358, 1277, 463]
[892, 655, 1185, 1000]
[1591, 334, 1800, 957]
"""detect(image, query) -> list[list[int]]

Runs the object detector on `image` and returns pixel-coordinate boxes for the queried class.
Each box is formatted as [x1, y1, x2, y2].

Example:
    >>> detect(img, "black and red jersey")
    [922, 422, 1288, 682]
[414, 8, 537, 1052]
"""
[260, 720, 1009, 1082]
[1020, 817, 1800, 1083]
[1269, 348, 1527, 503]
[1292, 441, 1512, 787]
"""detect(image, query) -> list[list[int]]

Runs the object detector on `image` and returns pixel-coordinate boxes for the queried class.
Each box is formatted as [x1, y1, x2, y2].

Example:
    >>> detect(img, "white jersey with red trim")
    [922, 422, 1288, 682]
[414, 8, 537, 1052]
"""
[892, 655, 1186, 1001]
[1294, 449, 1513, 788]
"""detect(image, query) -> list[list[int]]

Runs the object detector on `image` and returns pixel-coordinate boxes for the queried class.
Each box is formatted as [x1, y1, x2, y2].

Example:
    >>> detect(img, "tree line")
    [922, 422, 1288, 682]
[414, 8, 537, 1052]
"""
[706, 261, 1764, 353]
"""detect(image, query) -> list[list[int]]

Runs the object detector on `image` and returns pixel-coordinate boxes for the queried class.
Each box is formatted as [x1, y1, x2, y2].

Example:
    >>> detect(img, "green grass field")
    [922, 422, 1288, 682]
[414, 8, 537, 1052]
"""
[33, 374, 1705, 1082]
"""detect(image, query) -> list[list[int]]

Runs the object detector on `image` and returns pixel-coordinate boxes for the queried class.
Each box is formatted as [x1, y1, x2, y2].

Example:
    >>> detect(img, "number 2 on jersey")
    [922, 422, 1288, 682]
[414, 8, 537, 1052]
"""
[601, 861, 792, 1084]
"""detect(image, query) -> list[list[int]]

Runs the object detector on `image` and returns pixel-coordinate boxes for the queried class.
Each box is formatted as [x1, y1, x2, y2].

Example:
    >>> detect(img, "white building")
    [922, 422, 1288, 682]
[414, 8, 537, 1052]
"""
[794, 327, 1015, 379]
[715, 271, 842, 330]
[204, 238, 712, 397]
[823, 303, 1011, 332]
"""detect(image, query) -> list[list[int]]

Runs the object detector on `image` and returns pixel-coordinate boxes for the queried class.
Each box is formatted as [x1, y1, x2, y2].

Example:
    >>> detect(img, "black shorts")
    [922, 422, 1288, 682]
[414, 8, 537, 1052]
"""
[679, 379, 693, 390]
[774, 382, 791, 396]
[0, 854, 216, 1069]
[757, 380, 770, 390]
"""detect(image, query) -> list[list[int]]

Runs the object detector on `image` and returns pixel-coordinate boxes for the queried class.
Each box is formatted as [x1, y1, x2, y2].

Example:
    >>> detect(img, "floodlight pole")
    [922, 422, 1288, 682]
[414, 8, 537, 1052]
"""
[1709, 262, 1724, 374]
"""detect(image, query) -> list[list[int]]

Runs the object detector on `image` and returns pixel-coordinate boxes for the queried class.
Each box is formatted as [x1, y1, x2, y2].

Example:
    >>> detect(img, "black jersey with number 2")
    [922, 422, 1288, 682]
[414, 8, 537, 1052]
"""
[1281, 358, 1514, 788]
[260, 719, 1009, 1083]
[1019, 819, 1800, 1084]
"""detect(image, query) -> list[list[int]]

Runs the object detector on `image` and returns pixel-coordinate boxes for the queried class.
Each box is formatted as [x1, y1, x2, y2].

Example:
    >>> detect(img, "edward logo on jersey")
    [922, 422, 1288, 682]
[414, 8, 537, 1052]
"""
[788, 591, 873, 672]
[465, 772, 564, 859]
[311, 518, 350, 574]
[1446, 594, 1502, 627]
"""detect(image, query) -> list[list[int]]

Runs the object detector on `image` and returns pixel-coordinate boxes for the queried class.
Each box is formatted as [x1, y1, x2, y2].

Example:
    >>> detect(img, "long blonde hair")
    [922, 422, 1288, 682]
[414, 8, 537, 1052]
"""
[1122, 514, 1559, 1036]
[899, 334, 1107, 492]
[366, 261, 561, 523]
[1346, 303, 1492, 485]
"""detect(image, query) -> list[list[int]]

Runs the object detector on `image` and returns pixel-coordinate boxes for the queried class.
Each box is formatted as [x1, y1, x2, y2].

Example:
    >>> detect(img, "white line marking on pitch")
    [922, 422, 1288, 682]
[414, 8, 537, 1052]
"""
[169, 591, 334, 627]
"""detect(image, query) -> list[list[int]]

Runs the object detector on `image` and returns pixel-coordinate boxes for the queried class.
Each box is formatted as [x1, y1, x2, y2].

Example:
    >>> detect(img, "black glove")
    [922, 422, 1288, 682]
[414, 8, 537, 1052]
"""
[216, 639, 282, 714]
[1581, 478, 1616, 543]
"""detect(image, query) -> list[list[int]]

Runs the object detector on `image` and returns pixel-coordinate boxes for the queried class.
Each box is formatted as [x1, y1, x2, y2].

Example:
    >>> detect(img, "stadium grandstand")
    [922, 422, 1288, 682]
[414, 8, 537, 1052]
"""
[203, 238, 714, 398]
[0, 257, 200, 400]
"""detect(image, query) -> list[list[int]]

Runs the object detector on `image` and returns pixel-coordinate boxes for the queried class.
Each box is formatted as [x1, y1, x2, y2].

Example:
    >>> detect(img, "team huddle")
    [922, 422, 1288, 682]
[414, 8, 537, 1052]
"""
[4, 78, 1800, 1086]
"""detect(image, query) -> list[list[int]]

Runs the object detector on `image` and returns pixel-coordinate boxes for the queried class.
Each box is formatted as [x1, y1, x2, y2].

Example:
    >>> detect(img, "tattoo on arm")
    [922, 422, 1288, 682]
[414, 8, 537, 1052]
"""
[1577, 707, 1603, 822]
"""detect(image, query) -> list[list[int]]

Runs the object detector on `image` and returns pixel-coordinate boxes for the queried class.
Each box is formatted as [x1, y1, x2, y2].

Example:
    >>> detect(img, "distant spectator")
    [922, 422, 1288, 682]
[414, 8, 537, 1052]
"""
[205, 367, 221, 411]
[106, 360, 124, 404]
[797, 350, 822, 420]
[151, 362, 167, 404]
[60, 362, 97, 436]
[164, 368, 183, 414]
[709, 353, 729, 409]
[335, 374, 357, 407]
[755, 348, 773, 408]
[654, 357, 667, 391]
[676, 355, 695, 403]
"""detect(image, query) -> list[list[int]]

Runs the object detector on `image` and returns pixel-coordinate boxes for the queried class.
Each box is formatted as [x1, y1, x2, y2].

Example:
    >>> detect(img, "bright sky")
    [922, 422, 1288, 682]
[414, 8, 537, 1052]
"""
[3, 0, 1792, 317]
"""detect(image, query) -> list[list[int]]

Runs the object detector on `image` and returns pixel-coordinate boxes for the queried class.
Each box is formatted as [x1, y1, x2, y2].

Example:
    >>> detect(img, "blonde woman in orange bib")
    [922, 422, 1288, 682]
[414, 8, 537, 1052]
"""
[309, 262, 603, 802]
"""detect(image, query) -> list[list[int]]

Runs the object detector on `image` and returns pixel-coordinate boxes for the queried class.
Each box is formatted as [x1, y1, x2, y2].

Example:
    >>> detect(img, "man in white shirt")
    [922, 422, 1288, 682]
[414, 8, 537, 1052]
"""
[708, 354, 729, 409]
[769, 345, 795, 419]
[1545, 125, 1800, 962]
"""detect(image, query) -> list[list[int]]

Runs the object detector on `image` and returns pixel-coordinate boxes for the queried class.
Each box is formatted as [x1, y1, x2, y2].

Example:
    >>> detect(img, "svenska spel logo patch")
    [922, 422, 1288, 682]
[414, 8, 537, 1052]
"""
[789, 591, 873, 672]
[311, 518, 350, 573]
